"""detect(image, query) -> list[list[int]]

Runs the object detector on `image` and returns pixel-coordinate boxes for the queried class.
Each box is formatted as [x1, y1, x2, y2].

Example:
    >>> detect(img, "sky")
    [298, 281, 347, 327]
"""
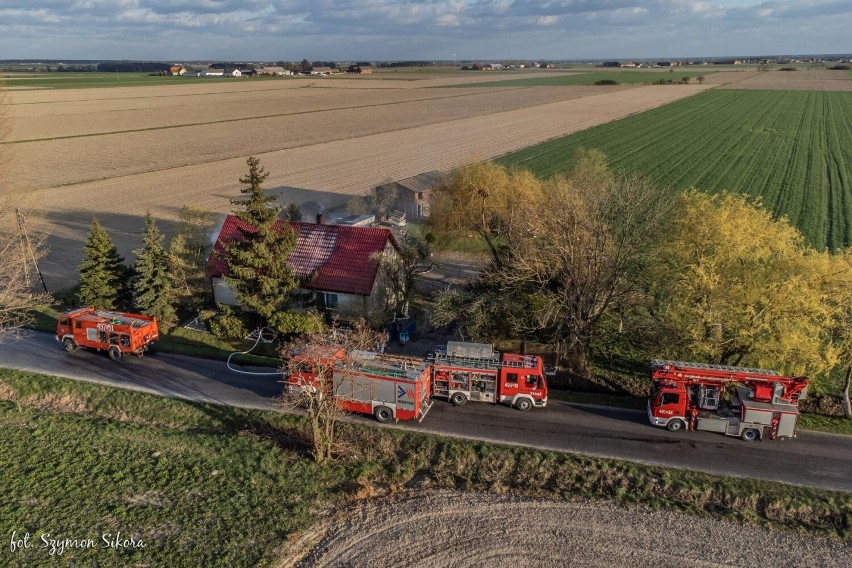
[0, 1, 849, 61]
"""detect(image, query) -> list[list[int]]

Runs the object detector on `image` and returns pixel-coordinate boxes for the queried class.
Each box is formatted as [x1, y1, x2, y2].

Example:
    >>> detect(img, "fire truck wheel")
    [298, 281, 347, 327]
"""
[108, 347, 123, 361]
[374, 406, 393, 423]
[450, 392, 468, 406]
[666, 419, 685, 432]
[741, 428, 759, 442]
[515, 398, 533, 411]
[63, 338, 77, 352]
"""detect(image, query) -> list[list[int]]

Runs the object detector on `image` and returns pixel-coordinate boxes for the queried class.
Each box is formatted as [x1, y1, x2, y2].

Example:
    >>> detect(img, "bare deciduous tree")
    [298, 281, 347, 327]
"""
[279, 319, 386, 464]
[0, 204, 52, 341]
[373, 231, 432, 319]
[495, 163, 670, 372]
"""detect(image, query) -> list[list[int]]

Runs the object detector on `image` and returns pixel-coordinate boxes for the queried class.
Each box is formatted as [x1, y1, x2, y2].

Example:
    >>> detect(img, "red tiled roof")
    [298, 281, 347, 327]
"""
[207, 215, 399, 296]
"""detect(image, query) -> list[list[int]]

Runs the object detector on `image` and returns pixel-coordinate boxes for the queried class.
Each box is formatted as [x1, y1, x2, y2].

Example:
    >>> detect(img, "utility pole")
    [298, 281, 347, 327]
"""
[15, 208, 49, 294]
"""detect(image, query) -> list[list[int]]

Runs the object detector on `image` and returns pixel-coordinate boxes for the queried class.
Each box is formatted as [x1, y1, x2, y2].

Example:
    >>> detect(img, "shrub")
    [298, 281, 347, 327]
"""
[203, 304, 249, 338]
[594, 79, 619, 85]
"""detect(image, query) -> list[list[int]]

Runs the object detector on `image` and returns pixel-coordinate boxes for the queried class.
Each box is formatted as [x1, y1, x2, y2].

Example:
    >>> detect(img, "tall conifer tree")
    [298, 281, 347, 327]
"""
[224, 156, 300, 332]
[78, 219, 125, 309]
[133, 212, 177, 328]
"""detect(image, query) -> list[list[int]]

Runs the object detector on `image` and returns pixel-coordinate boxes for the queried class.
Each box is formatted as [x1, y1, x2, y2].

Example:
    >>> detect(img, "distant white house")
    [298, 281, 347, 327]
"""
[229, 69, 242, 77]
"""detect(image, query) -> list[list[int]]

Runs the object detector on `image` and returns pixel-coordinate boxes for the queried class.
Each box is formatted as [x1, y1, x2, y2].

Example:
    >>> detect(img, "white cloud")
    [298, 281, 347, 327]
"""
[0, 1, 847, 60]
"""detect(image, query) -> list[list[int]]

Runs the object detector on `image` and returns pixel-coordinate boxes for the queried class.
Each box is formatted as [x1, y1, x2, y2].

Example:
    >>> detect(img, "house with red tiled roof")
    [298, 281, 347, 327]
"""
[206, 215, 402, 319]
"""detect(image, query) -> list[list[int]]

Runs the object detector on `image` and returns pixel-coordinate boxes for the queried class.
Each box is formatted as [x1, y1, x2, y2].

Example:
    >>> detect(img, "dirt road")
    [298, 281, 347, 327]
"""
[290, 491, 850, 567]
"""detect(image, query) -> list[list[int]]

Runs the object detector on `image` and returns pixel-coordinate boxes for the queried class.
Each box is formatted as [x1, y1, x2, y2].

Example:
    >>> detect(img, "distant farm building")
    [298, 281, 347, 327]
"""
[376, 170, 448, 221]
[169, 65, 186, 76]
[311, 66, 334, 75]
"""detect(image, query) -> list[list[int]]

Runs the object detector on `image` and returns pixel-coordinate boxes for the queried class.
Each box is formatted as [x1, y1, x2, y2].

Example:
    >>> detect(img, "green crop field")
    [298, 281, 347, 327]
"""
[453, 70, 710, 88]
[498, 90, 852, 251]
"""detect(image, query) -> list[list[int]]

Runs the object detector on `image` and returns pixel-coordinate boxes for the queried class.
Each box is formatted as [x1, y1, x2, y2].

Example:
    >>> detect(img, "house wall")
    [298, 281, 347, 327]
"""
[212, 277, 239, 306]
[395, 187, 429, 220]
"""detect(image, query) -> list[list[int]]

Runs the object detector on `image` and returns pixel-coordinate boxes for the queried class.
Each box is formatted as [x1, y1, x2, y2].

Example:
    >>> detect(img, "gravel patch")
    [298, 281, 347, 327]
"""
[291, 491, 851, 568]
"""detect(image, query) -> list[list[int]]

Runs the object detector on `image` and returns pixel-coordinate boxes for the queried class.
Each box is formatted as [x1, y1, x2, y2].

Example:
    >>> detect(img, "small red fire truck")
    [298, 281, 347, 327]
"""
[431, 341, 548, 411]
[285, 348, 433, 423]
[56, 306, 159, 361]
[648, 360, 809, 441]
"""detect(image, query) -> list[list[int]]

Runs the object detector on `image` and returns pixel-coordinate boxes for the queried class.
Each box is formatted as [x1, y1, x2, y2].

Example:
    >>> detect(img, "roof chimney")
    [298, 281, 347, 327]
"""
[316, 212, 325, 225]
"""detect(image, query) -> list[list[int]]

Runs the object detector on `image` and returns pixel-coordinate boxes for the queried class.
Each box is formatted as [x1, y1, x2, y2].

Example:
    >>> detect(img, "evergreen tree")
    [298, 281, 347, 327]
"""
[224, 156, 300, 332]
[283, 202, 302, 221]
[168, 232, 210, 313]
[133, 212, 177, 328]
[78, 219, 125, 309]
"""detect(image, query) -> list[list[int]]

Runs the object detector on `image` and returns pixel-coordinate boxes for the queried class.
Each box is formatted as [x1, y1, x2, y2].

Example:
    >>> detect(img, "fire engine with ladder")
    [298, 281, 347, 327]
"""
[431, 341, 548, 411]
[56, 306, 159, 361]
[285, 348, 433, 423]
[648, 360, 809, 441]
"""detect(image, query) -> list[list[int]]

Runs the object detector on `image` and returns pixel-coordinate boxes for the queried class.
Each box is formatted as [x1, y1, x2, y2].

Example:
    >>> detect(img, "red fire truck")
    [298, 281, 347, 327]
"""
[431, 341, 548, 411]
[648, 360, 809, 441]
[56, 306, 159, 361]
[285, 348, 433, 423]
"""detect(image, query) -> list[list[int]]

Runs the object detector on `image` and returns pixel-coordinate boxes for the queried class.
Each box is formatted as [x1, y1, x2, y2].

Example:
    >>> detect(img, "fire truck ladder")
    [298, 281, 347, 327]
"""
[434, 354, 537, 370]
[652, 360, 781, 376]
[94, 310, 152, 328]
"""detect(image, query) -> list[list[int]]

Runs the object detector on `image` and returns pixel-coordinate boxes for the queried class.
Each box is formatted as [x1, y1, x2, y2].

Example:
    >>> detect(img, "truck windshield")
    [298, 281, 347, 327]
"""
[661, 392, 680, 405]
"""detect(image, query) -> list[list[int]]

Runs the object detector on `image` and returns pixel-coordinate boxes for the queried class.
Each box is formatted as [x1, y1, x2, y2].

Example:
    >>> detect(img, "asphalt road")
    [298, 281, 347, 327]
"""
[2, 331, 850, 493]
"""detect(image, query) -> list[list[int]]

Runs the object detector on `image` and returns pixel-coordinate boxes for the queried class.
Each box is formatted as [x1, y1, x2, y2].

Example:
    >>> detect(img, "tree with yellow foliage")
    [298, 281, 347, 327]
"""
[429, 152, 669, 372]
[428, 161, 542, 266]
[825, 249, 852, 416]
[651, 190, 839, 377]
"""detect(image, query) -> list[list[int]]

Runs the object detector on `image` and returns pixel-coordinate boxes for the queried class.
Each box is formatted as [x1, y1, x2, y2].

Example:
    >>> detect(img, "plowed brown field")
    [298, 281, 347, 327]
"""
[286, 491, 851, 567]
[719, 69, 852, 91]
[1, 75, 709, 287]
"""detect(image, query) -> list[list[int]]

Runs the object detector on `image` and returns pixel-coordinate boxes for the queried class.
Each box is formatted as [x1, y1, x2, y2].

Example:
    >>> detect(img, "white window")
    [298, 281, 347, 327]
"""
[321, 292, 338, 310]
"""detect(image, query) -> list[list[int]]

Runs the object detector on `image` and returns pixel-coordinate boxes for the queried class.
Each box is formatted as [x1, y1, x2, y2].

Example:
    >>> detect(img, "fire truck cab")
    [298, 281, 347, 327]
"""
[56, 306, 159, 361]
[431, 341, 548, 411]
[648, 360, 808, 441]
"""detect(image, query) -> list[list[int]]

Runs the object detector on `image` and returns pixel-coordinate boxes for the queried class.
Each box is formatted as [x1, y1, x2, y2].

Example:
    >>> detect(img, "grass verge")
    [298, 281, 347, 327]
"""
[0, 368, 849, 567]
